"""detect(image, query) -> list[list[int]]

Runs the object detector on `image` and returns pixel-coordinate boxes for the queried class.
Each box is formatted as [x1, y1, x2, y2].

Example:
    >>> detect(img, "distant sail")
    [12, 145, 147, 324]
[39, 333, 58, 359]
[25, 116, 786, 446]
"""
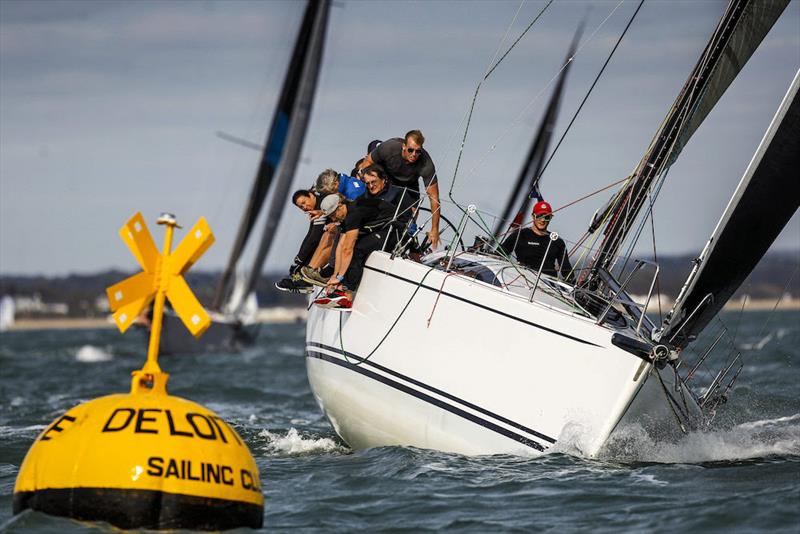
[493, 21, 582, 237]
[213, 0, 329, 310]
[240, 0, 329, 303]
[661, 70, 800, 349]
[588, 0, 789, 275]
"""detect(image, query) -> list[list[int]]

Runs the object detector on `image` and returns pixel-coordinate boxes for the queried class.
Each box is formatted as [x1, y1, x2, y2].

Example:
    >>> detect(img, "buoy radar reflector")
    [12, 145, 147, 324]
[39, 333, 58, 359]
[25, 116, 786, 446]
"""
[13, 212, 264, 530]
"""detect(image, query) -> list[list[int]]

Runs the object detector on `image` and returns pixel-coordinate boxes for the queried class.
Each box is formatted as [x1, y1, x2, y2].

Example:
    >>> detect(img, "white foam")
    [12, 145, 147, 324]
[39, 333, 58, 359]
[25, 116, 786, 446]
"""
[737, 413, 800, 430]
[601, 416, 800, 464]
[258, 427, 345, 455]
[74, 345, 113, 362]
[741, 332, 773, 350]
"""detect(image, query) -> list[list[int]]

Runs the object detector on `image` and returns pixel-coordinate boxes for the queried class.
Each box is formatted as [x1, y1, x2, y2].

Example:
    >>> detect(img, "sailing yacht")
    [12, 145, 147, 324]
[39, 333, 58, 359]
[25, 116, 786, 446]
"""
[304, 0, 798, 456]
[160, 0, 330, 354]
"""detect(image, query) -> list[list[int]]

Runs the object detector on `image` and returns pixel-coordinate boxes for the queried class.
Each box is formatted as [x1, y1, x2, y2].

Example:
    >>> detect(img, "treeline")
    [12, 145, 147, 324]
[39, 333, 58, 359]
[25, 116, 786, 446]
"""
[1, 251, 797, 318]
[0, 271, 304, 318]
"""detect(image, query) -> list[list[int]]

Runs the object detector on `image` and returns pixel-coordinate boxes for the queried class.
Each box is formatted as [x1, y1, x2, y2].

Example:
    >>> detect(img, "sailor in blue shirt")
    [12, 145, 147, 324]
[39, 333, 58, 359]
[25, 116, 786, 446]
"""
[314, 168, 365, 200]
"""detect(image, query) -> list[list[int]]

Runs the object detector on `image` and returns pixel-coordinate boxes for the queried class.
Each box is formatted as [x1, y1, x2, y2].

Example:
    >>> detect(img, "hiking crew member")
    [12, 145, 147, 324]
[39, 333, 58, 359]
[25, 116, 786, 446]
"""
[313, 193, 398, 309]
[315, 168, 365, 200]
[290, 189, 327, 270]
[359, 130, 441, 249]
[362, 164, 417, 226]
[499, 201, 573, 279]
[275, 189, 326, 293]
[299, 168, 367, 286]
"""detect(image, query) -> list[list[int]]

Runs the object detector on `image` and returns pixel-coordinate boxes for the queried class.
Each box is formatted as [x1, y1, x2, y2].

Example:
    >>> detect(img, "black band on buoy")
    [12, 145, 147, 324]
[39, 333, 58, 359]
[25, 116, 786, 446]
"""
[14, 488, 263, 530]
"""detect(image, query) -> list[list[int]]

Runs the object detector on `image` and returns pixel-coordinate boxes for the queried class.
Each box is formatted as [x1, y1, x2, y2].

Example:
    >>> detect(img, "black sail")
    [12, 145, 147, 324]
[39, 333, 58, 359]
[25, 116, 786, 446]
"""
[587, 0, 789, 276]
[213, 0, 328, 309]
[661, 71, 800, 349]
[239, 0, 329, 303]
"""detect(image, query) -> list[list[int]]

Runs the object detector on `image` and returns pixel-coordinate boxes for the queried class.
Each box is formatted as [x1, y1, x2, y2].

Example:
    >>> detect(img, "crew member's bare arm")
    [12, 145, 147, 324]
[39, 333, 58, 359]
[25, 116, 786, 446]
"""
[426, 181, 441, 249]
[327, 229, 358, 291]
[358, 154, 374, 171]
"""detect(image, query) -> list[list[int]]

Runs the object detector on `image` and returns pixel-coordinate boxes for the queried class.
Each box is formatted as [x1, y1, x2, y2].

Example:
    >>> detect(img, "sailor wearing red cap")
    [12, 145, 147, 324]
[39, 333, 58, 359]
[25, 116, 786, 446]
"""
[499, 200, 573, 280]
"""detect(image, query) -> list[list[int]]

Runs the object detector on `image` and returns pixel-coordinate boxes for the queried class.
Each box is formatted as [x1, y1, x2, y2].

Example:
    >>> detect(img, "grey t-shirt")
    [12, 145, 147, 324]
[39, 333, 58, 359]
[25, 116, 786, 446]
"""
[370, 138, 437, 192]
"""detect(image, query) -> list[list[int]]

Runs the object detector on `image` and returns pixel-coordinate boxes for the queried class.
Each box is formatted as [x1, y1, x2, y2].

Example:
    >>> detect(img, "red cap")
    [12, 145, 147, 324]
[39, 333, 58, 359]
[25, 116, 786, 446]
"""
[532, 201, 552, 216]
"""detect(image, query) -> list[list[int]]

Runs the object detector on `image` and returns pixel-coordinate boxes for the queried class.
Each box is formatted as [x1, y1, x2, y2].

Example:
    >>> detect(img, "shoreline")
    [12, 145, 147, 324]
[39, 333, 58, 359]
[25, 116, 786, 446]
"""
[2, 299, 798, 332]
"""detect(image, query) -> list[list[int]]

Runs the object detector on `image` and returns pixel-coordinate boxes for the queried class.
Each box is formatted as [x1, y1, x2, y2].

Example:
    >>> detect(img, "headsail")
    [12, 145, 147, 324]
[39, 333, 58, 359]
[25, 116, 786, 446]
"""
[660, 70, 800, 349]
[239, 0, 329, 304]
[586, 0, 789, 276]
[212, 0, 329, 310]
[493, 22, 583, 237]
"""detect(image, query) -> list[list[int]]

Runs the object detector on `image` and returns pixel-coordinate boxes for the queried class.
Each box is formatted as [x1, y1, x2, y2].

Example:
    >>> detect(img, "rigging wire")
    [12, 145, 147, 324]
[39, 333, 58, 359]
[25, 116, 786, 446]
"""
[458, 0, 626, 187]
[751, 263, 799, 349]
[449, 0, 556, 201]
[648, 195, 663, 324]
[432, 0, 527, 183]
[534, 0, 645, 187]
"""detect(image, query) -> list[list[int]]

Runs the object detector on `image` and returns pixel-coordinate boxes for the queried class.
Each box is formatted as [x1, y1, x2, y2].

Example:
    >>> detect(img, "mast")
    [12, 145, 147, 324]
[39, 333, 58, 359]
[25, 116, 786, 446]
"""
[493, 21, 583, 237]
[659, 70, 800, 349]
[238, 0, 329, 305]
[212, 0, 329, 310]
[585, 0, 789, 279]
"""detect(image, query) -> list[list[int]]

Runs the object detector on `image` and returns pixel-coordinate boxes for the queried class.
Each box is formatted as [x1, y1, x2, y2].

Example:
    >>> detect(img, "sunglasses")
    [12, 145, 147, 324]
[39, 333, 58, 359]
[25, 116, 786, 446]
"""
[535, 214, 553, 222]
[405, 147, 422, 155]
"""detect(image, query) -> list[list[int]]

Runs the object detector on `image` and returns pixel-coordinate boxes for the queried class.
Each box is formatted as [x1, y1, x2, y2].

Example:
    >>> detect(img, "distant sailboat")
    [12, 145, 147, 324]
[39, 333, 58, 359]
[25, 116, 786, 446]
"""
[160, 0, 330, 354]
[0, 295, 14, 332]
[303, 0, 796, 456]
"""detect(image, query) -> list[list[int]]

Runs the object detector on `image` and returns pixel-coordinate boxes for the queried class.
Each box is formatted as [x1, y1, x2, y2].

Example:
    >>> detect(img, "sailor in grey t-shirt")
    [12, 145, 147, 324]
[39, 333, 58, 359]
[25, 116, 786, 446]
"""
[369, 138, 436, 194]
[361, 130, 441, 248]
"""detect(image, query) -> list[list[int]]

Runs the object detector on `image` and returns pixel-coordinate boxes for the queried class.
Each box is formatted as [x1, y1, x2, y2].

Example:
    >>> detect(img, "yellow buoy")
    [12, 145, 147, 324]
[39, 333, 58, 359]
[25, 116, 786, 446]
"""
[13, 212, 264, 530]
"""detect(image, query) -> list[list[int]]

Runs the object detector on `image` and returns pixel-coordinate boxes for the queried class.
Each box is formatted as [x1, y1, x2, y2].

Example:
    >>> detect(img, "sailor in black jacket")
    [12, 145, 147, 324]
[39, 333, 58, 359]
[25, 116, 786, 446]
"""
[499, 201, 573, 280]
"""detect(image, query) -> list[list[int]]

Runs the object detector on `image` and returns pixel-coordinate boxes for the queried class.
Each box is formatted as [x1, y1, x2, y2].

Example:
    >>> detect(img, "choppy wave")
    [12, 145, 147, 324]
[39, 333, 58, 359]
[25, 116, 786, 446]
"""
[74, 345, 112, 362]
[598, 415, 800, 464]
[257, 427, 347, 456]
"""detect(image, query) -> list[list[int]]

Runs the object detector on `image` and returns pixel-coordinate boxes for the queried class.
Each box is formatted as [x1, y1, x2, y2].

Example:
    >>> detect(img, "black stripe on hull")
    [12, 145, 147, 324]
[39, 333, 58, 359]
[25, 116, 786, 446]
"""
[13, 488, 263, 530]
[308, 341, 557, 444]
[363, 264, 601, 347]
[307, 347, 553, 452]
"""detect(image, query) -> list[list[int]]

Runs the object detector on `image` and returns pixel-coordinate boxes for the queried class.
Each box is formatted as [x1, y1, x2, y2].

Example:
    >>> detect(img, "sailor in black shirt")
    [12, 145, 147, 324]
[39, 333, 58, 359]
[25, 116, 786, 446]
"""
[499, 201, 573, 280]
[319, 193, 398, 294]
[362, 164, 418, 225]
[290, 189, 327, 271]
[276, 189, 328, 293]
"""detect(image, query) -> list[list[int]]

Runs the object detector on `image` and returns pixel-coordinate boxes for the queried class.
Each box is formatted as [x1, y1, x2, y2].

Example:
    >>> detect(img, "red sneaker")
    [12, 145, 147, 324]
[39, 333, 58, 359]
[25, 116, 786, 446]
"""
[314, 290, 351, 309]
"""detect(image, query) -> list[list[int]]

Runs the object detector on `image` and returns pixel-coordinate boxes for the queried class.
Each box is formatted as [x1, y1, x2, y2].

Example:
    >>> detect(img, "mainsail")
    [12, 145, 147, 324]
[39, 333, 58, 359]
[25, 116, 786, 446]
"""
[212, 0, 329, 310]
[492, 22, 582, 237]
[586, 0, 789, 276]
[660, 70, 800, 349]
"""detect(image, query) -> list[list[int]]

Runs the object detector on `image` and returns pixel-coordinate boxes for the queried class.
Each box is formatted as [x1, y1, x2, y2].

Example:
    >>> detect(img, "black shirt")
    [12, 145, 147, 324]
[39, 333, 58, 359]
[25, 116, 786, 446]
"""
[500, 228, 573, 278]
[293, 192, 326, 264]
[341, 197, 397, 236]
[369, 138, 437, 193]
[368, 184, 418, 224]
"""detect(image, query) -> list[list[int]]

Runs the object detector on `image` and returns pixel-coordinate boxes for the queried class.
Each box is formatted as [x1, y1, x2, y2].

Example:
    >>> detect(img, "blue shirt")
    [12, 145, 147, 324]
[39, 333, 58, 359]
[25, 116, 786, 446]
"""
[338, 174, 365, 200]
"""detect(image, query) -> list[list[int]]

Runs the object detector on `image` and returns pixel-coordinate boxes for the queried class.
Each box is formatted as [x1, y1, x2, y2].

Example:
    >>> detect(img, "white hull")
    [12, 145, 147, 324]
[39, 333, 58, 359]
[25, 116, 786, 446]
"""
[306, 252, 702, 457]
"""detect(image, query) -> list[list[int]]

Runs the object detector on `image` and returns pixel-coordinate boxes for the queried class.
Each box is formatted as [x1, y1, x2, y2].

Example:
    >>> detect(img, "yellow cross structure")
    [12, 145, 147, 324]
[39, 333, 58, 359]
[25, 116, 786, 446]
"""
[106, 212, 214, 373]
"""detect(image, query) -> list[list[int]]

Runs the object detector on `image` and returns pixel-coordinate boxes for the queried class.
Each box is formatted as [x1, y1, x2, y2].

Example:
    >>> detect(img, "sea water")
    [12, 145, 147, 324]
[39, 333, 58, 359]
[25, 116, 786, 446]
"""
[1, 311, 798, 532]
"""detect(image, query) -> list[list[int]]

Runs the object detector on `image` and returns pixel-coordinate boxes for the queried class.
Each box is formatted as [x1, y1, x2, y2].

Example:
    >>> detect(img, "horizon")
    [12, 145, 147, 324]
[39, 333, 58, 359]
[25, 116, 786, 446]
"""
[1, 248, 798, 279]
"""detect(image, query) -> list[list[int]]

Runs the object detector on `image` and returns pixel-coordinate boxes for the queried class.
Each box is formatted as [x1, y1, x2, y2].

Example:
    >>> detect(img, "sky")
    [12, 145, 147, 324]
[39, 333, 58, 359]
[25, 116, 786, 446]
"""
[1, 0, 798, 277]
